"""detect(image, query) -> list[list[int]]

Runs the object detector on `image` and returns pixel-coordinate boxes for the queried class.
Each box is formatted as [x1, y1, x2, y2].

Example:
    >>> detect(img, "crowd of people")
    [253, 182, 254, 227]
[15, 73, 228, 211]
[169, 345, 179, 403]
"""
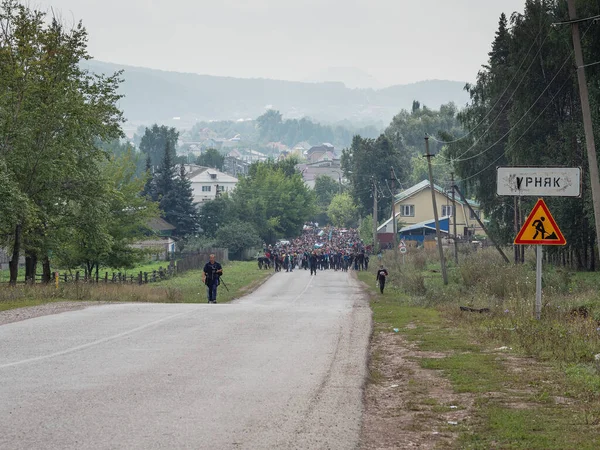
[260, 224, 376, 274]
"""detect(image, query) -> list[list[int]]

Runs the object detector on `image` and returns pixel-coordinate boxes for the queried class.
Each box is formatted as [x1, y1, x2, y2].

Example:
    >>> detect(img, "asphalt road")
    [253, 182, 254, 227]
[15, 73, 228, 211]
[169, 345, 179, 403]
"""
[0, 269, 371, 450]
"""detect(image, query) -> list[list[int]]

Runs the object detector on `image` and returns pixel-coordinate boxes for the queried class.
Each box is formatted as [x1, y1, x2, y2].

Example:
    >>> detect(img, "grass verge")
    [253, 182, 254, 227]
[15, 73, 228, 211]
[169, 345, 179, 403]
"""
[358, 265, 600, 449]
[0, 261, 271, 312]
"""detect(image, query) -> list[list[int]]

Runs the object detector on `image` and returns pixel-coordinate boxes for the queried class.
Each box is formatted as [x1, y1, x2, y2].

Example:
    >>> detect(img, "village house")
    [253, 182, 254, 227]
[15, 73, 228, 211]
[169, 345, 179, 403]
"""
[183, 164, 238, 203]
[306, 144, 335, 164]
[377, 180, 485, 245]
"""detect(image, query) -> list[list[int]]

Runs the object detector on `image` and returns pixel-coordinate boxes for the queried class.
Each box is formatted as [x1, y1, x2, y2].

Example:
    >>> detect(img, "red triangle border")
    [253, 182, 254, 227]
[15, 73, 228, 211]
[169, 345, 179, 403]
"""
[514, 199, 566, 245]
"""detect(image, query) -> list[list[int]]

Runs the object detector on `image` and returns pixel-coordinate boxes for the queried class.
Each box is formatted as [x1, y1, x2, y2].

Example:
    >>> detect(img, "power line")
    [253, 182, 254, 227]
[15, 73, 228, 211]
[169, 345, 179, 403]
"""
[454, 73, 572, 185]
[429, 40, 579, 168]
[427, 28, 547, 145]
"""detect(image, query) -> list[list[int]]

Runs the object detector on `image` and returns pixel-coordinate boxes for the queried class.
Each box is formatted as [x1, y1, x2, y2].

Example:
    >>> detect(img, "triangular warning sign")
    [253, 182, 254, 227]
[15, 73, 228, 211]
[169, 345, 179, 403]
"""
[514, 199, 566, 245]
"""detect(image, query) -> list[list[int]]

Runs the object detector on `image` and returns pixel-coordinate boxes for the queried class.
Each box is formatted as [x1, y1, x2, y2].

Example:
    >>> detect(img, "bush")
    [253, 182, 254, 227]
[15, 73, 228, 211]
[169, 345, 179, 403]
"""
[215, 220, 262, 256]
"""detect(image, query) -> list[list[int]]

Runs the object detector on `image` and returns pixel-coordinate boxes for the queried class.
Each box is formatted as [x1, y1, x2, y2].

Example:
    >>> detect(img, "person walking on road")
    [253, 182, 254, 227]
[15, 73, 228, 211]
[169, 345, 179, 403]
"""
[376, 264, 389, 294]
[309, 252, 318, 276]
[203, 254, 223, 303]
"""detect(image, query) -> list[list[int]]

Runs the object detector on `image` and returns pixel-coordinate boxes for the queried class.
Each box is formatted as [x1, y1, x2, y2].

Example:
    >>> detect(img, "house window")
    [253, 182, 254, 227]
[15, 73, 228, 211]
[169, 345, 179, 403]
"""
[442, 205, 454, 217]
[202, 186, 211, 192]
[400, 205, 415, 217]
[470, 209, 480, 220]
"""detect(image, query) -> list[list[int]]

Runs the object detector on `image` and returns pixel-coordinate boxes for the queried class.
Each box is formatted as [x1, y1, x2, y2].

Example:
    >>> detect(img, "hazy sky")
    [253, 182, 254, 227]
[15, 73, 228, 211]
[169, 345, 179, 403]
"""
[32, 0, 525, 87]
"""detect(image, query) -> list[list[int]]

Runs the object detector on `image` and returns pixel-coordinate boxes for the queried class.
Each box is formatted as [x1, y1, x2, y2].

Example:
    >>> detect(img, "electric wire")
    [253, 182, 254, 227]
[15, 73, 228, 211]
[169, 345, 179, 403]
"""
[431, 19, 596, 167]
[453, 73, 572, 185]
[429, 32, 555, 162]
[426, 27, 546, 145]
[429, 40, 579, 168]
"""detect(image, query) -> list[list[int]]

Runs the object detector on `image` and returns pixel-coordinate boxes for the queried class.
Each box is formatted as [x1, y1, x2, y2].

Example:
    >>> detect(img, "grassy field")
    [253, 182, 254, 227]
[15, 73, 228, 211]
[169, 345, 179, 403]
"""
[0, 260, 170, 284]
[359, 247, 600, 448]
[0, 261, 271, 312]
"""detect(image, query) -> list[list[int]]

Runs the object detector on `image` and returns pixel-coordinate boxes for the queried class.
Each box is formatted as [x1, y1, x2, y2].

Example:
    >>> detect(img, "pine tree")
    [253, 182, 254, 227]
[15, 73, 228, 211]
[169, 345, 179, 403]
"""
[142, 154, 155, 200]
[164, 165, 200, 239]
[154, 142, 176, 203]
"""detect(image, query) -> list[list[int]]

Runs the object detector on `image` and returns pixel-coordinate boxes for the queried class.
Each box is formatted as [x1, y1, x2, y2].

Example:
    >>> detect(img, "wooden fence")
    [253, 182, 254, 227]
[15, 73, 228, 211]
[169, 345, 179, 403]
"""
[176, 248, 228, 273]
[0, 248, 229, 285]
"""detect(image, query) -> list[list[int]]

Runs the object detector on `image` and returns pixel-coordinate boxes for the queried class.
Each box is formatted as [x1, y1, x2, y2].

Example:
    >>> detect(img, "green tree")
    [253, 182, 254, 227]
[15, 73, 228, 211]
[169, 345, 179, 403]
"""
[231, 161, 316, 242]
[196, 148, 225, 170]
[153, 142, 176, 203]
[53, 151, 159, 276]
[215, 220, 262, 258]
[152, 146, 199, 239]
[327, 193, 358, 228]
[0, 1, 124, 284]
[341, 135, 400, 219]
[359, 215, 374, 246]
[161, 165, 200, 241]
[198, 197, 234, 238]
[313, 175, 341, 224]
[139, 124, 179, 168]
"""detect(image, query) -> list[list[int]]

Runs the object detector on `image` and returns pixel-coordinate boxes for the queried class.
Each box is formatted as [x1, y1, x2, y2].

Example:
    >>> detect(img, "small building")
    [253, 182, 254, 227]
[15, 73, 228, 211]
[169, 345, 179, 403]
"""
[296, 159, 343, 189]
[380, 180, 484, 239]
[306, 144, 335, 164]
[132, 217, 176, 260]
[183, 164, 238, 203]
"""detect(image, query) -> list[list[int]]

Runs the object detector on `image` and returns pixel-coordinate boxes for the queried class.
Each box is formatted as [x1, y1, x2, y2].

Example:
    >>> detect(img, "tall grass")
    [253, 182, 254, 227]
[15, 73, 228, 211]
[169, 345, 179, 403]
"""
[378, 247, 600, 367]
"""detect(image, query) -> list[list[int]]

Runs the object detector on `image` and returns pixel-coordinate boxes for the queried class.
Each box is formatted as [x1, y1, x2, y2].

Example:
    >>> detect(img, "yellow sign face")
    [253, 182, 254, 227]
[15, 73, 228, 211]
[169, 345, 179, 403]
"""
[514, 199, 566, 245]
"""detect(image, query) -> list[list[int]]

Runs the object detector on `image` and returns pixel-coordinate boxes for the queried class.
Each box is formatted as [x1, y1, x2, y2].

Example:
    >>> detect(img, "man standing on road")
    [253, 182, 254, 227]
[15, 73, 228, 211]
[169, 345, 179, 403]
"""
[202, 254, 223, 303]
[376, 264, 389, 294]
[309, 251, 318, 276]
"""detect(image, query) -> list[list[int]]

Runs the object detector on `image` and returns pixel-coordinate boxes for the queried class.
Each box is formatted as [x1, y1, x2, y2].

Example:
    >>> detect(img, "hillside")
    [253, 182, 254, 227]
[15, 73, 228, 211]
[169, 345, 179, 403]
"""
[83, 61, 470, 127]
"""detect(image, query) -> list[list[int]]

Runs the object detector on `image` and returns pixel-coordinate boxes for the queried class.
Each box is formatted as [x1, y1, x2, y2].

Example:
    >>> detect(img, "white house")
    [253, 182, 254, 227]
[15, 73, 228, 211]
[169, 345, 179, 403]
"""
[183, 164, 238, 203]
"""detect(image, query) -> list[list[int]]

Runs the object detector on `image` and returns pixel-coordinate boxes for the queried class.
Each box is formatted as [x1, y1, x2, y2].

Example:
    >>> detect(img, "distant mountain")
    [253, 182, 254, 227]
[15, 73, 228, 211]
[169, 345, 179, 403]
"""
[83, 61, 470, 128]
[304, 67, 383, 89]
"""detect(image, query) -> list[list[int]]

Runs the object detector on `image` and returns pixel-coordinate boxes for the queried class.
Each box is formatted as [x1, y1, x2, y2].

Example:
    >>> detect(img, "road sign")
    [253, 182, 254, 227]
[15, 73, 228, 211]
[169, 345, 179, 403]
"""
[399, 246, 407, 254]
[497, 167, 581, 197]
[514, 199, 566, 245]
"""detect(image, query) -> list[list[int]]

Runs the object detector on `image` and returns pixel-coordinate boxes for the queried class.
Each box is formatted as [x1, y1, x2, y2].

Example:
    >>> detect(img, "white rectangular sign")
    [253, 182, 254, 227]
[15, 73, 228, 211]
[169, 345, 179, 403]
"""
[497, 167, 581, 197]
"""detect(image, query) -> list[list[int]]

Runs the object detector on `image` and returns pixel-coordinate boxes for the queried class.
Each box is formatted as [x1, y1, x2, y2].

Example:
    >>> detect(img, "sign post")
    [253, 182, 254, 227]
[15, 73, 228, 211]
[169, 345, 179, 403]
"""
[399, 241, 407, 264]
[498, 167, 577, 319]
[514, 199, 566, 319]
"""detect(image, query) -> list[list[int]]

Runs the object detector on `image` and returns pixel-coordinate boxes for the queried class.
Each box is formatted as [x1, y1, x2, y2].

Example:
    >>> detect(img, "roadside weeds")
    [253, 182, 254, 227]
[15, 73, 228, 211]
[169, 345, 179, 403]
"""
[358, 270, 600, 449]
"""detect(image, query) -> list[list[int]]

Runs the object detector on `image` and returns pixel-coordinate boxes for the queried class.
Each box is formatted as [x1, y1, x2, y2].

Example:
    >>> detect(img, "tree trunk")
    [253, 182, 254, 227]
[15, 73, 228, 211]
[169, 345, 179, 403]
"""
[9, 224, 22, 286]
[42, 255, 52, 284]
[25, 250, 37, 284]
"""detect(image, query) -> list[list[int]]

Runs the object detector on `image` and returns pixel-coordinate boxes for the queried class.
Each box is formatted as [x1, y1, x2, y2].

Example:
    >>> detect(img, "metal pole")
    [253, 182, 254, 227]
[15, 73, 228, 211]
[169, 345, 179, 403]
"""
[567, 0, 600, 260]
[372, 179, 378, 253]
[514, 197, 519, 264]
[453, 184, 511, 264]
[535, 246, 543, 320]
[391, 167, 398, 248]
[451, 172, 458, 265]
[425, 137, 448, 285]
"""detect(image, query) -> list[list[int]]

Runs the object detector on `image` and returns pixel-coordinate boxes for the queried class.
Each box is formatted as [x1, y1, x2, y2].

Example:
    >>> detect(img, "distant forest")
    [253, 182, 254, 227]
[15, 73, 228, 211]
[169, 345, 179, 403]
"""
[84, 60, 470, 126]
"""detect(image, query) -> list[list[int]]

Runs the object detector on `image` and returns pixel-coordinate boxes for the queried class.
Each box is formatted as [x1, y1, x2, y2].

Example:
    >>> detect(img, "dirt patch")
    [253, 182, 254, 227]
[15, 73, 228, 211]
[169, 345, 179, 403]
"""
[0, 301, 113, 326]
[360, 331, 474, 449]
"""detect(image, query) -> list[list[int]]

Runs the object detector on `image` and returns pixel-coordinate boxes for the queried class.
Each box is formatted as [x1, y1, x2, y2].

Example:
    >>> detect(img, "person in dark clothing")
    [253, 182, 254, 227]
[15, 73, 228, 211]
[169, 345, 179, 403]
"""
[203, 254, 223, 303]
[309, 252, 318, 276]
[376, 265, 389, 294]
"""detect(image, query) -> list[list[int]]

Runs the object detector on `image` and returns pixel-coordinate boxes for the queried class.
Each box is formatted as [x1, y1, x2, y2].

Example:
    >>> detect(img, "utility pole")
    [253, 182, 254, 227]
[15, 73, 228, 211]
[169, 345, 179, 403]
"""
[567, 0, 600, 258]
[453, 184, 511, 264]
[425, 137, 448, 285]
[372, 178, 378, 253]
[451, 172, 458, 265]
[390, 167, 398, 248]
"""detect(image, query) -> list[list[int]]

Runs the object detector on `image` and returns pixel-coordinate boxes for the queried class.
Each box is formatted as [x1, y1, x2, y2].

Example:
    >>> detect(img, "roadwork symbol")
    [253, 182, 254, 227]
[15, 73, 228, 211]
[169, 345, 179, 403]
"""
[514, 199, 566, 245]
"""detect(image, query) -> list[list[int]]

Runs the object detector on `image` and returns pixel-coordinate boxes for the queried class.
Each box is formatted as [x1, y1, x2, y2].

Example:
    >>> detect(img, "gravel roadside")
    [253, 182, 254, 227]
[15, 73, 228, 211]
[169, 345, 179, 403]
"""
[0, 301, 114, 326]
